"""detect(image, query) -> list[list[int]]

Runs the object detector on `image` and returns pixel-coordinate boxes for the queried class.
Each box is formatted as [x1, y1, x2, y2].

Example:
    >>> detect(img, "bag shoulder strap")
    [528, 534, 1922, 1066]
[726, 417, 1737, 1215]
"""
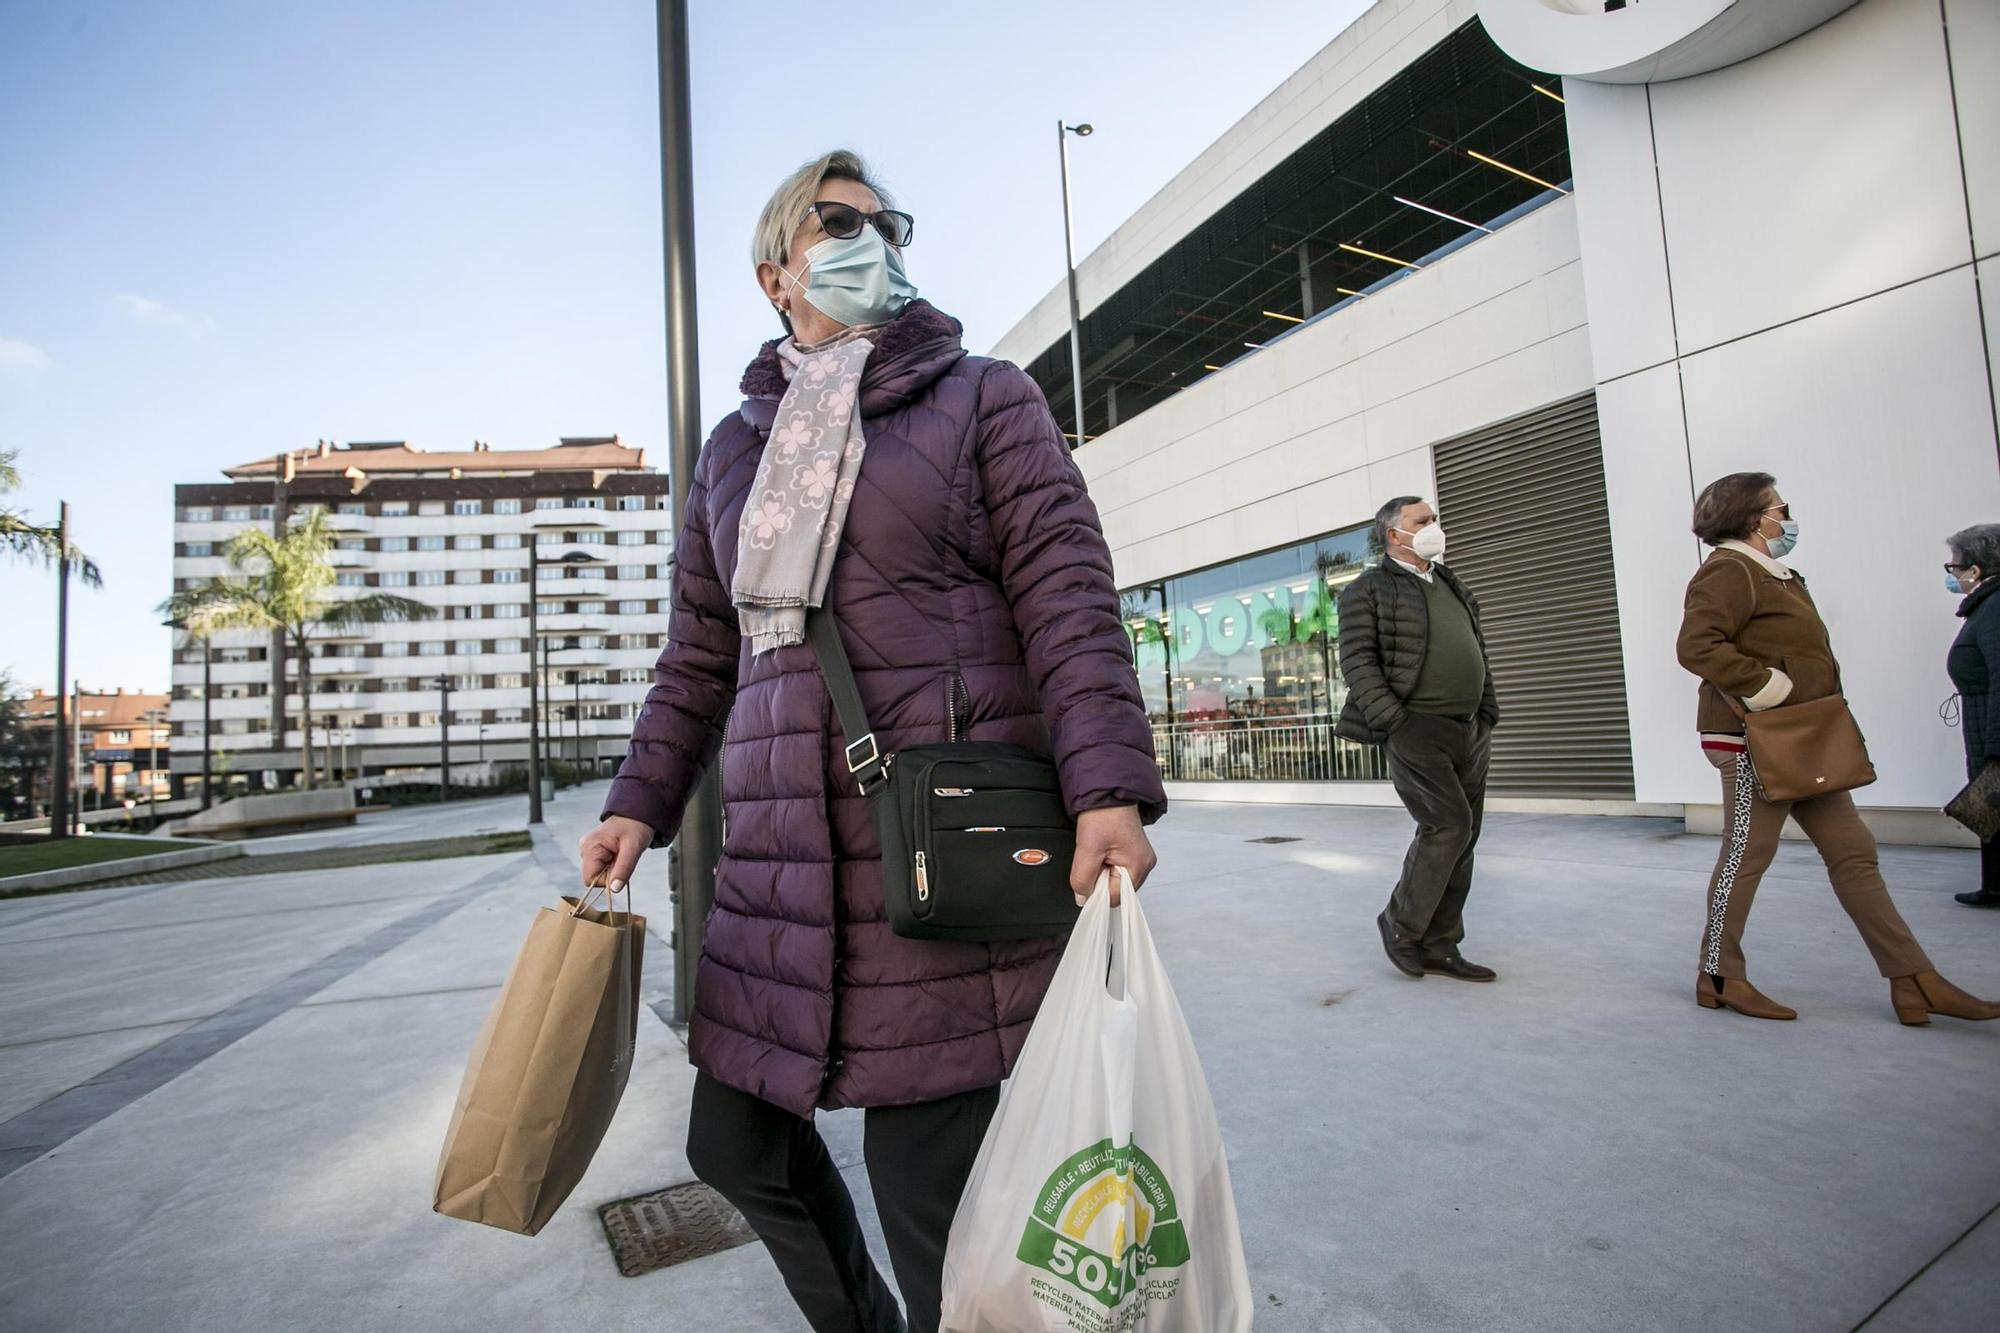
[805, 606, 892, 794]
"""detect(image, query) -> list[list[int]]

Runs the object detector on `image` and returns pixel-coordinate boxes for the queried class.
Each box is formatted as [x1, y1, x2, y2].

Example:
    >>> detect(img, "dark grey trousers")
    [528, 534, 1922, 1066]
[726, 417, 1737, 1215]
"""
[685, 1071, 1000, 1333]
[1383, 712, 1491, 958]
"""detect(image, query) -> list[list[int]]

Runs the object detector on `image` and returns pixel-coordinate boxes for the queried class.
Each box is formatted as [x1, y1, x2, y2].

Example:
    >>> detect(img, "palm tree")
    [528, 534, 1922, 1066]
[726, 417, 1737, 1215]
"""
[160, 507, 433, 788]
[1, 447, 100, 583]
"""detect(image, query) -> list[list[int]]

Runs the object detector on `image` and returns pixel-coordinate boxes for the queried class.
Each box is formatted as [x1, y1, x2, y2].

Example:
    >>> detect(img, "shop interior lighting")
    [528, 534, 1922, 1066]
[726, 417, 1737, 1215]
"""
[1243, 341, 1264, 349]
[1338, 241, 1419, 269]
[1337, 287, 1367, 299]
[1392, 194, 1493, 233]
[1531, 83, 1565, 104]
[1261, 310, 1306, 324]
[1465, 148, 1568, 194]
[1203, 363, 1224, 371]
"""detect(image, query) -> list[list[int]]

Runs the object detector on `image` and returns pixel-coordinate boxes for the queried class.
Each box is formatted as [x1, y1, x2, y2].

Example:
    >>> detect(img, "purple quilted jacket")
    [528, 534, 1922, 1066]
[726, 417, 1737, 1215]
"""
[602, 300, 1166, 1118]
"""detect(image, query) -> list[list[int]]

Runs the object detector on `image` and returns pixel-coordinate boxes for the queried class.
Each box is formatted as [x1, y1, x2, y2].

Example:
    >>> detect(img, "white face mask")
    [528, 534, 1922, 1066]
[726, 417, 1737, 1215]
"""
[1397, 523, 1447, 561]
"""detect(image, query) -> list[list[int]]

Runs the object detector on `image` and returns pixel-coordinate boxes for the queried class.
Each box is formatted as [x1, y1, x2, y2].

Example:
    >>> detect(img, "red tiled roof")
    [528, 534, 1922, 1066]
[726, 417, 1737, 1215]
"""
[224, 438, 646, 479]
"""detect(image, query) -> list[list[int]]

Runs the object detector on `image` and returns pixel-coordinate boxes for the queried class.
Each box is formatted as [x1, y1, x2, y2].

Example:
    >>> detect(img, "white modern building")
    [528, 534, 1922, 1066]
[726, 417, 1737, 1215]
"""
[992, 0, 1997, 841]
[167, 438, 671, 794]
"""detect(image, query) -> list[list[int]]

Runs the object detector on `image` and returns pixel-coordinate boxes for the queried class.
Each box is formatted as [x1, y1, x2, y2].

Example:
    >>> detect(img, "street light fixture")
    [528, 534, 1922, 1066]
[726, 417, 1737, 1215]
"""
[526, 543, 603, 824]
[1057, 119, 1093, 449]
[431, 675, 452, 805]
[162, 616, 215, 811]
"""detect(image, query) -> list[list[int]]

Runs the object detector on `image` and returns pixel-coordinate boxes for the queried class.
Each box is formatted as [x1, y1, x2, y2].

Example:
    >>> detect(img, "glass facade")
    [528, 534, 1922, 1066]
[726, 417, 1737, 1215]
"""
[1122, 523, 1387, 783]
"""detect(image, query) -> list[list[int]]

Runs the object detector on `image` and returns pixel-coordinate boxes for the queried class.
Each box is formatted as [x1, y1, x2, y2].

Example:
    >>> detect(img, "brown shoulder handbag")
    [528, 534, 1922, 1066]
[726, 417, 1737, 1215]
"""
[1728, 692, 1876, 802]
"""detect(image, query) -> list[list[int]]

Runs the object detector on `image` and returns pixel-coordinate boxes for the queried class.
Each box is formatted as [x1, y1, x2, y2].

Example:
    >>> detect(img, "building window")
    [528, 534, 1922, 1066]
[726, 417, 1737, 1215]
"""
[416, 570, 446, 586]
[417, 535, 446, 552]
[417, 711, 440, 727]
[578, 497, 605, 509]
[494, 605, 524, 619]
[578, 634, 606, 649]
[184, 542, 214, 557]
[380, 642, 410, 657]
[619, 667, 650, 684]
[381, 570, 409, 586]
[618, 496, 645, 511]
[418, 642, 447, 657]
[182, 506, 214, 522]
[1122, 523, 1384, 783]
[380, 536, 409, 552]
[338, 503, 367, 515]
[535, 497, 563, 511]
[494, 533, 522, 549]
[381, 501, 409, 517]
[381, 677, 408, 693]
[496, 638, 524, 654]
[574, 566, 607, 580]
[495, 568, 522, 584]
[337, 538, 366, 551]
[381, 713, 407, 729]
[453, 569, 481, 584]
[496, 673, 525, 689]
[495, 499, 522, 515]
[535, 531, 561, 546]
[337, 573, 366, 587]
[618, 634, 649, 650]
[616, 530, 644, 546]
[451, 534, 480, 551]
[618, 600, 647, 615]
[577, 531, 606, 545]
[418, 501, 446, 516]
[454, 500, 482, 516]
[224, 506, 252, 522]
[257, 505, 275, 520]
[616, 564, 645, 581]
[455, 640, 481, 655]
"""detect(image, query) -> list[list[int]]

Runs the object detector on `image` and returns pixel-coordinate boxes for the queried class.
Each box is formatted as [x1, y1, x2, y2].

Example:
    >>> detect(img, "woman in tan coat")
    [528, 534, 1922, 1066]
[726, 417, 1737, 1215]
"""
[1675, 472, 1998, 1025]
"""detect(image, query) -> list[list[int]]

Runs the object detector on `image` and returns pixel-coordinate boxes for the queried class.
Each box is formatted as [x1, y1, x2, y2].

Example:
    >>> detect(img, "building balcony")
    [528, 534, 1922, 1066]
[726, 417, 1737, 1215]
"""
[292, 656, 369, 678]
[537, 612, 613, 633]
[546, 646, 612, 667]
[528, 506, 611, 527]
[326, 512, 374, 533]
[327, 548, 373, 568]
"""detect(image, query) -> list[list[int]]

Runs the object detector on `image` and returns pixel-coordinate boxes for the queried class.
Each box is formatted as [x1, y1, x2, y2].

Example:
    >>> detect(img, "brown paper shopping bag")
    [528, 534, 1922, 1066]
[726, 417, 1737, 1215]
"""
[432, 880, 645, 1236]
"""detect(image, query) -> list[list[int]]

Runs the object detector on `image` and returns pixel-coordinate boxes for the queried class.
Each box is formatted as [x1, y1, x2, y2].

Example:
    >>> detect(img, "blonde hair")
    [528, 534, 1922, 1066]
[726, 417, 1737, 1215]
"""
[751, 149, 893, 267]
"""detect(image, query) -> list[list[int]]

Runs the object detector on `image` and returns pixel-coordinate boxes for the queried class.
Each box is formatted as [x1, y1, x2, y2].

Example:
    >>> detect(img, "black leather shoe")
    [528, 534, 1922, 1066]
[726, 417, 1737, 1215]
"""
[1376, 911, 1425, 979]
[1955, 889, 2000, 908]
[1423, 955, 1497, 982]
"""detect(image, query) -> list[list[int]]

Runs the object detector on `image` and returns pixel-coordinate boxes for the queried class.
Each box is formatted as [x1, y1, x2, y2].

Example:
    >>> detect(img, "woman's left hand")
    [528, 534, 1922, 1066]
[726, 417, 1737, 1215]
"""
[1071, 804, 1156, 905]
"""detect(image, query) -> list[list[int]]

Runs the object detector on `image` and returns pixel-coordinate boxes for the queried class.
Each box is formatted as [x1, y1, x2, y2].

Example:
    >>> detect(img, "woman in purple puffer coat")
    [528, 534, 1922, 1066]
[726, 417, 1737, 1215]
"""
[578, 150, 1166, 1333]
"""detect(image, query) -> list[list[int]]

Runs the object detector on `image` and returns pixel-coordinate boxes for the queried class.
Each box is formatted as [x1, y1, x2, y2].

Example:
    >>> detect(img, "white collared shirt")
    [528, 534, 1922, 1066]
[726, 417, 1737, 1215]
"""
[1389, 555, 1435, 584]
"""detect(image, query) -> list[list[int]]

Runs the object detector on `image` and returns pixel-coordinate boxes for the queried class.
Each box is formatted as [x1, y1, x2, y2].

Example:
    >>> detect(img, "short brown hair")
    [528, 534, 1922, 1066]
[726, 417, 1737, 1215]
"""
[1692, 472, 1776, 546]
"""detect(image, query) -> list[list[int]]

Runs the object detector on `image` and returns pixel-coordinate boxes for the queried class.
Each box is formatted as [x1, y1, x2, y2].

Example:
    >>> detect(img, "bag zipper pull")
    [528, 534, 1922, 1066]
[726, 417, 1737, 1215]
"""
[964, 826, 1006, 833]
[935, 786, 974, 797]
[915, 850, 930, 902]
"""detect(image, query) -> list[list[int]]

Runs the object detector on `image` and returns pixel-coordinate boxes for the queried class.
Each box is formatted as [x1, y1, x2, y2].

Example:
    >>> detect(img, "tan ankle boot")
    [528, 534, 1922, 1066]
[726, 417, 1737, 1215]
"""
[1889, 971, 2000, 1026]
[1696, 972, 1797, 1020]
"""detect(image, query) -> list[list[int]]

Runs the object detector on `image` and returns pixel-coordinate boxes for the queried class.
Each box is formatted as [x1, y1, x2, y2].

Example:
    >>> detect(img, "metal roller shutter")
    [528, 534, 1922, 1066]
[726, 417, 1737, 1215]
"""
[1432, 393, 1635, 798]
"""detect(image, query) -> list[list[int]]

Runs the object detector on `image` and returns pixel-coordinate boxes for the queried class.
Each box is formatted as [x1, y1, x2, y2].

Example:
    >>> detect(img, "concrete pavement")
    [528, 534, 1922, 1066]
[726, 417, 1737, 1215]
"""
[0, 782, 1995, 1330]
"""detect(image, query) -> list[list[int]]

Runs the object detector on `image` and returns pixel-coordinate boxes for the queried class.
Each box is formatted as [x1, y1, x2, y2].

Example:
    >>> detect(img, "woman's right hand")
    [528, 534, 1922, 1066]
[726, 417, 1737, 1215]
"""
[580, 815, 656, 891]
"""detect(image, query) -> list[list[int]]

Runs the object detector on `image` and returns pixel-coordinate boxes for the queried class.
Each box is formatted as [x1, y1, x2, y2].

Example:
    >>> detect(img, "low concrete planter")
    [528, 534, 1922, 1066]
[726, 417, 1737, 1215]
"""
[0, 840, 245, 895]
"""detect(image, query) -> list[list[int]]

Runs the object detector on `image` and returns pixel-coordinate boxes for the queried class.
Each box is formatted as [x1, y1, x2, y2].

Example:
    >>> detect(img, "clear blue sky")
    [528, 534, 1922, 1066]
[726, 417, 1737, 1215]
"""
[0, 0, 1368, 696]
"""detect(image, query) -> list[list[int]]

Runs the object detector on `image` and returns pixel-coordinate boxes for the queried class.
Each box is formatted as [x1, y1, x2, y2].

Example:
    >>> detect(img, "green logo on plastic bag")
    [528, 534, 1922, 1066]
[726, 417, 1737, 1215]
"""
[1016, 1137, 1191, 1315]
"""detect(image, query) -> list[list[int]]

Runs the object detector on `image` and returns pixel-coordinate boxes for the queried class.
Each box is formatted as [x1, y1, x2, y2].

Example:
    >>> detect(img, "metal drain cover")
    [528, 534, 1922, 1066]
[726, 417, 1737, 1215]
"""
[1247, 835, 1302, 844]
[599, 1182, 759, 1277]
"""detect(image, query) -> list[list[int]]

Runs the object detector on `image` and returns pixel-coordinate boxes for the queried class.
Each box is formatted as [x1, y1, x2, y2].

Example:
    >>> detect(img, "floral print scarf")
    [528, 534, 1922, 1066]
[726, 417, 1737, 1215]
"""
[730, 327, 875, 654]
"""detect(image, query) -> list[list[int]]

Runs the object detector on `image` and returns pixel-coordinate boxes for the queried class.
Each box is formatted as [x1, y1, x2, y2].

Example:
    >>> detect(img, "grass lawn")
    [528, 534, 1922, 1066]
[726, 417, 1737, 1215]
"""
[0, 837, 188, 878]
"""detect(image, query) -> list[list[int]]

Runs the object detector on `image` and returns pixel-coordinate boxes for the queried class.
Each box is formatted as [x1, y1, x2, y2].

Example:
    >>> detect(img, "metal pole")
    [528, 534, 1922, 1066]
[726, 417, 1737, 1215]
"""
[1058, 120, 1087, 449]
[572, 675, 581, 770]
[659, 0, 719, 1026]
[50, 502, 71, 839]
[200, 639, 213, 809]
[437, 676, 451, 804]
[527, 544, 543, 824]
[72, 678, 84, 832]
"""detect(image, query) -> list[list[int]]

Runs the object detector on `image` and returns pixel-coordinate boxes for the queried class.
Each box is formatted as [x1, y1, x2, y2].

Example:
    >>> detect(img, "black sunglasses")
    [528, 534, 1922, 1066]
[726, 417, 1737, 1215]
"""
[800, 200, 915, 248]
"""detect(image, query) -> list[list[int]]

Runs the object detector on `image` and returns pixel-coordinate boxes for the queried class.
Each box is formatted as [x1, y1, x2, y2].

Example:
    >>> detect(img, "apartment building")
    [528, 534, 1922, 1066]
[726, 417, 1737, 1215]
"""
[16, 687, 173, 814]
[167, 437, 670, 793]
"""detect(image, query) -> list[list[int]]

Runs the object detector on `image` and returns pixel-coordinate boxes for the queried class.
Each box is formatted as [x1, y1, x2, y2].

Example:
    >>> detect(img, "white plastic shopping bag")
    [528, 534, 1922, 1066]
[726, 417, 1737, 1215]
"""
[941, 868, 1252, 1332]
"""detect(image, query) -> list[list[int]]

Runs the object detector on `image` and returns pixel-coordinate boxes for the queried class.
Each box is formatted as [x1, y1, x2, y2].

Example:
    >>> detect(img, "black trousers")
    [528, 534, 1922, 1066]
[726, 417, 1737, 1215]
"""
[1383, 711, 1492, 957]
[686, 1070, 1000, 1333]
[1984, 836, 2000, 893]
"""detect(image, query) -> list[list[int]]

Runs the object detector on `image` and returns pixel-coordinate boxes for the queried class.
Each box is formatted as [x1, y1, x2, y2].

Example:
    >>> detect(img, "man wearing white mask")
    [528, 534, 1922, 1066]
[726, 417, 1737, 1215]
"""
[1335, 496, 1501, 982]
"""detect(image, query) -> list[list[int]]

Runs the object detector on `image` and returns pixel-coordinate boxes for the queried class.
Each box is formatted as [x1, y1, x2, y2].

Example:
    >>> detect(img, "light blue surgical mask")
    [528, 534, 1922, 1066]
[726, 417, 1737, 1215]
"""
[1947, 572, 1967, 595]
[781, 228, 917, 329]
[1763, 517, 1799, 560]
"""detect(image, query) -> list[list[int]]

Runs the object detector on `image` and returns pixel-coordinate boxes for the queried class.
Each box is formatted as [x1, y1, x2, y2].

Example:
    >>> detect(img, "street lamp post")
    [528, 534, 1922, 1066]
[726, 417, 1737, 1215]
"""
[526, 545, 601, 822]
[433, 675, 452, 805]
[50, 502, 72, 839]
[1056, 120, 1094, 449]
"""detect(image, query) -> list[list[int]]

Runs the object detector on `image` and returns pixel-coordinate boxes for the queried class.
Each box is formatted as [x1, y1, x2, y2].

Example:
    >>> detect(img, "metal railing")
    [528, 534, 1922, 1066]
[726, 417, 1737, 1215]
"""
[1150, 712, 1386, 783]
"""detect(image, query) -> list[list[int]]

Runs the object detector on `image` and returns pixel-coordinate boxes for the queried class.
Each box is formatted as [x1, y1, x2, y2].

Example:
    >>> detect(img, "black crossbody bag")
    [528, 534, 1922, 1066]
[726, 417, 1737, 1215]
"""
[806, 606, 1081, 942]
